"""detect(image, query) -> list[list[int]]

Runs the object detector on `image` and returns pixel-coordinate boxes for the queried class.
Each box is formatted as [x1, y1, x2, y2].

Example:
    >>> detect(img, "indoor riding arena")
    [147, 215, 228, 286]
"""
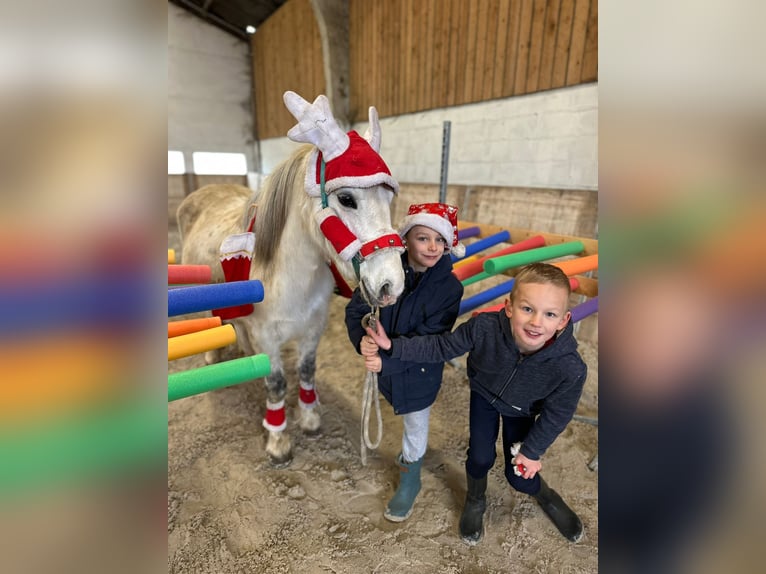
[169, 1, 598, 572]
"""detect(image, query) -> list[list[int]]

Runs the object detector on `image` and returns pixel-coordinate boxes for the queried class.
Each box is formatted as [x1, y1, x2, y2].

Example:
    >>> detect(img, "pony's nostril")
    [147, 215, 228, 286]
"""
[378, 282, 391, 300]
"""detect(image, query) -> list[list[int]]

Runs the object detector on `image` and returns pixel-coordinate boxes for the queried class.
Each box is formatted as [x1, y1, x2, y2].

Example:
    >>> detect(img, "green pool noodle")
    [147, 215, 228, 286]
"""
[168, 354, 271, 402]
[483, 241, 585, 275]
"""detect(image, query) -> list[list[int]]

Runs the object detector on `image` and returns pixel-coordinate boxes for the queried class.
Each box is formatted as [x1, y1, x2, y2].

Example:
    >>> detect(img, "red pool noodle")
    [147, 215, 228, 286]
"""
[168, 264, 212, 285]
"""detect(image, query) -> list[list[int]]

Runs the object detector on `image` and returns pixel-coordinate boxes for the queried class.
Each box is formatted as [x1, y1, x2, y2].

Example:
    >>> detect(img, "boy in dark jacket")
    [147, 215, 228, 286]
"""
[346, 203, 465, 522]
[364, 262, 587, 543]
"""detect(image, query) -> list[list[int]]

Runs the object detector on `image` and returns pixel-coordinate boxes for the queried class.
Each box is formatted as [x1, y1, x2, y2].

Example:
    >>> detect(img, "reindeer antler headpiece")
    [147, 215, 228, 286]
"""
[283, 91, 399, 197]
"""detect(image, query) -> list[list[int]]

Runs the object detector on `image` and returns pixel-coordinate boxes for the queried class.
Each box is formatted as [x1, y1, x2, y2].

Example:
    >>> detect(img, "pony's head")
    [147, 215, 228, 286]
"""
[284, 91, 405, 307]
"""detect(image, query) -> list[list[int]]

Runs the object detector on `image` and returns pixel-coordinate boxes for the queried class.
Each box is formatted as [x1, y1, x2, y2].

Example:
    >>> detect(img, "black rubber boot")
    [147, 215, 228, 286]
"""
[459, 472, 487, 545]
[533, 477, 584, 543]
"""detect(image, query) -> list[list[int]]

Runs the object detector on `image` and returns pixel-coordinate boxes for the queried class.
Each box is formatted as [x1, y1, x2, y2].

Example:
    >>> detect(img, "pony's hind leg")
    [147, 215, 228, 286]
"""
[297, 348, 321, 435]
[262, 368, 293, 467]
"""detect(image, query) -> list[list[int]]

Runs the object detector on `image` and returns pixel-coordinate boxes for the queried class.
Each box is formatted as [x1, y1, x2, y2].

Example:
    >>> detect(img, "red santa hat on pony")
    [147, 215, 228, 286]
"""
[283, 91, 403, 262]
[398, 202, 466, 258]
[283, 91, 399, 197]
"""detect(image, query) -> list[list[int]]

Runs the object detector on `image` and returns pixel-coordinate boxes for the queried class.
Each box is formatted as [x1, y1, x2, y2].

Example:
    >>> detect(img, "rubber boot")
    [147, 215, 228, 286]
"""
[383, 454, 423, 522]
[533, 477, 584, 542]
[459, 472, 487, 545]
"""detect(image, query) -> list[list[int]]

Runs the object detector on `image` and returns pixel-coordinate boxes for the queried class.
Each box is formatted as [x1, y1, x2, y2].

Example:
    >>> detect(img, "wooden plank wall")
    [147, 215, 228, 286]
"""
[350, 0, 597, 120]
[252, 0, 325, 139]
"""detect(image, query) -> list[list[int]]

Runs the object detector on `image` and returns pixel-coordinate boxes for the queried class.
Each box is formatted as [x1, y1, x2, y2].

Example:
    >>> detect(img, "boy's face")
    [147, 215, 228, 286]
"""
[405, 225, 448, 272]
[505, 282, 571, 353]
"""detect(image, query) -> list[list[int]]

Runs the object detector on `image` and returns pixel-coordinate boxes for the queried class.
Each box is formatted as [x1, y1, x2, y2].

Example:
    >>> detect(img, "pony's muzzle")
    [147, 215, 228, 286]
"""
[360, 279, 397, 308]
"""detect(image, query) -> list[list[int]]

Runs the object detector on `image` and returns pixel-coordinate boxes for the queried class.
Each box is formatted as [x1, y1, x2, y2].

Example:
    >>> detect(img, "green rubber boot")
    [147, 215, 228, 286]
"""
[533, 477, 584, 543]
[459, 472, 487, 545]
[383, 454, 423, 522]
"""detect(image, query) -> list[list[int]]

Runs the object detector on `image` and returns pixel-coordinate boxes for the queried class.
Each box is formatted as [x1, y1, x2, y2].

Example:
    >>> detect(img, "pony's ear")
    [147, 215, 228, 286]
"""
[363, 106, 382, 152]
[283, 91, 349, 161]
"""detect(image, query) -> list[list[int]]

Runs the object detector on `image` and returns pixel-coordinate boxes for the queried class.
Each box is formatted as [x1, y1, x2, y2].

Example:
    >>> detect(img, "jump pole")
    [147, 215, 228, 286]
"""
[451, 230, 511, 263]
[168, 354, 271, 402]
[453, 235, 547, 280]
[168, 316, 222, 338]
[460, 277, 580, 316]
[168, 249, 176, 264]
[457, 226, 481, 240]
[168, 280, 264, 317]
[570, 296, 598, 323]
[551, 254, 598, 277]
[482, 241, 585, 276]
[459, 241, 585, 286]
[168, 324, 237, 361]
[168, 264, 212, 285]
[470, 295, 597, 323]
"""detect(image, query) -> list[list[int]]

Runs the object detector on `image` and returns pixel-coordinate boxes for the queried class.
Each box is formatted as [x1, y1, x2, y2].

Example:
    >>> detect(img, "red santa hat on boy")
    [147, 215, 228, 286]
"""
[283, 91, 399, 196]
[398, 203, 466, 258]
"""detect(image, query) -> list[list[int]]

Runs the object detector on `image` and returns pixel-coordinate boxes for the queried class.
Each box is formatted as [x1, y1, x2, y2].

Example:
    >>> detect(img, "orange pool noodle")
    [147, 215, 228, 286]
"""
[168, 324, 236, 361]
[168, 249, 176, 264]
[552, 254, 598, 277]
[168, 316, 222, 338]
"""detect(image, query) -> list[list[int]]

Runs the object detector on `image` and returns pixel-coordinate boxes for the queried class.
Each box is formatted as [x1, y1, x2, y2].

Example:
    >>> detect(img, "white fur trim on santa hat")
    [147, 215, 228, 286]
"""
[399, 213, 465, 257]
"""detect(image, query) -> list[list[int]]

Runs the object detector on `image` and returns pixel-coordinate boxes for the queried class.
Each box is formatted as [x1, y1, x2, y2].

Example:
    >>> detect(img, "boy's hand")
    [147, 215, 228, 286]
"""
[360, 335, 379, 357]
[513, 453, 542, 479]
[364, 354, 382, 373]
[364, 321, 392, 351]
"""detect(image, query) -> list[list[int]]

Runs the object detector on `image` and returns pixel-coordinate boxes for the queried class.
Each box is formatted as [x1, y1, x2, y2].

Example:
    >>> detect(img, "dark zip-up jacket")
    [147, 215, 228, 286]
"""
[386, 309, 586, 460]
[345, 252, 464, 414]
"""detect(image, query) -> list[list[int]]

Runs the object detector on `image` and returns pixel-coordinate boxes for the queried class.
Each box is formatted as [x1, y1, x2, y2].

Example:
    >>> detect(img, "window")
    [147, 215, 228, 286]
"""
[168, 150, 185, 174]
[192, 152, 247, 175]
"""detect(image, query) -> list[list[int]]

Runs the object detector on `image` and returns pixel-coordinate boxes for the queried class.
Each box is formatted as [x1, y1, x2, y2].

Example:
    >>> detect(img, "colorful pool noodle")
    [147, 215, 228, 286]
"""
[168, 264, 212, 285]
[552, 254, 598, 277]
[168, 249, 175, 264]
[168, 316, 222, 338]
[460, 277, 580, 316]
[168, 354, 271, 402]
[168, 280, 264, 317]
[482, 241, 585, 276]
[459, 278, 515, 316]
[168, 324, 237, 361]
[457, 226, 481, 240]
[570, 296, 598, 323]
[453, 235, 547, 281]
[451, 230, 511, 262]
[471, 293, 596, 322]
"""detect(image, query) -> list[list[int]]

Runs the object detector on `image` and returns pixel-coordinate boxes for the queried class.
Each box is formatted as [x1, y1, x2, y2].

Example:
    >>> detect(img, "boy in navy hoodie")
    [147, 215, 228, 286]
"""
[346, 203, 465, 523]
[364, 262, 587, 544]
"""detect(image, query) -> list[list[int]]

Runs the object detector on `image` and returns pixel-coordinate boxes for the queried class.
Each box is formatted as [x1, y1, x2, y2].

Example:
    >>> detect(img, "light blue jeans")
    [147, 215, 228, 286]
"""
[402, 406, 431, 463]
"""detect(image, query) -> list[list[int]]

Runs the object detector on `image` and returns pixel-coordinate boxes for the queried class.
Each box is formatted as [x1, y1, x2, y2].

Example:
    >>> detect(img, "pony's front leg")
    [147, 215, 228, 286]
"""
[263, 369, 293, 467]
[297, 349, 320, 435]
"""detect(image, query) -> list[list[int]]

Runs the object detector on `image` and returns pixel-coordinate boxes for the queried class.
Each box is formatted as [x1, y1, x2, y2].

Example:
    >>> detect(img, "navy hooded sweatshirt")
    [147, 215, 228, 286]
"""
[386, 309, 587, 460]
[345, 252, 464, 414]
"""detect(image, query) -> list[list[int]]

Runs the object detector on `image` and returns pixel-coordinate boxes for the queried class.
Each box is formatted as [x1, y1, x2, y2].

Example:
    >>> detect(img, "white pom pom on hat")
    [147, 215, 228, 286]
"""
[398, 202, 466, 258]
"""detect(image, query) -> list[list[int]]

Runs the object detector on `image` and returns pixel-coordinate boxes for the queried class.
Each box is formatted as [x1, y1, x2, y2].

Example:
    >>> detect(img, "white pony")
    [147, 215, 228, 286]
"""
[177, 91, 405, 466]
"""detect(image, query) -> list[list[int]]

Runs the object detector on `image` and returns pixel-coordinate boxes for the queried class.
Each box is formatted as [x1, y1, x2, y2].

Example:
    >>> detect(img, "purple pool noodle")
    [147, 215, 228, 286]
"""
[168, 280, 264, 317]
[457, 226, 481, 240]
[571, 296, 598, 323]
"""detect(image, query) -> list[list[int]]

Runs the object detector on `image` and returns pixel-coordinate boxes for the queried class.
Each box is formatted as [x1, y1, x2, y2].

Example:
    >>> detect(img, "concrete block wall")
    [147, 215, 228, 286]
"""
[260, 83, 598, 191]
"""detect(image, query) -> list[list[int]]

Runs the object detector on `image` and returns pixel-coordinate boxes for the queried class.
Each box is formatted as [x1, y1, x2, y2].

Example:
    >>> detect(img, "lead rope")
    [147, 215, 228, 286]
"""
[360, 309, 382, 466]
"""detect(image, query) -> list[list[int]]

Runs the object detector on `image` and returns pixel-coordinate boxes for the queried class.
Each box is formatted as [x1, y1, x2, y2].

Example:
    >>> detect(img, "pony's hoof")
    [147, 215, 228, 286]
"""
[299, 408, 321, 436]
[266, 431, 292, 467]
[269, 452, 293, 468]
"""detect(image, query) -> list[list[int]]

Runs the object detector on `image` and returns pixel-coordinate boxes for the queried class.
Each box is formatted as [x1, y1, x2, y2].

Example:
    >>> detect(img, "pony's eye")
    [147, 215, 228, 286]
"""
[337, 193, 357, 209]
